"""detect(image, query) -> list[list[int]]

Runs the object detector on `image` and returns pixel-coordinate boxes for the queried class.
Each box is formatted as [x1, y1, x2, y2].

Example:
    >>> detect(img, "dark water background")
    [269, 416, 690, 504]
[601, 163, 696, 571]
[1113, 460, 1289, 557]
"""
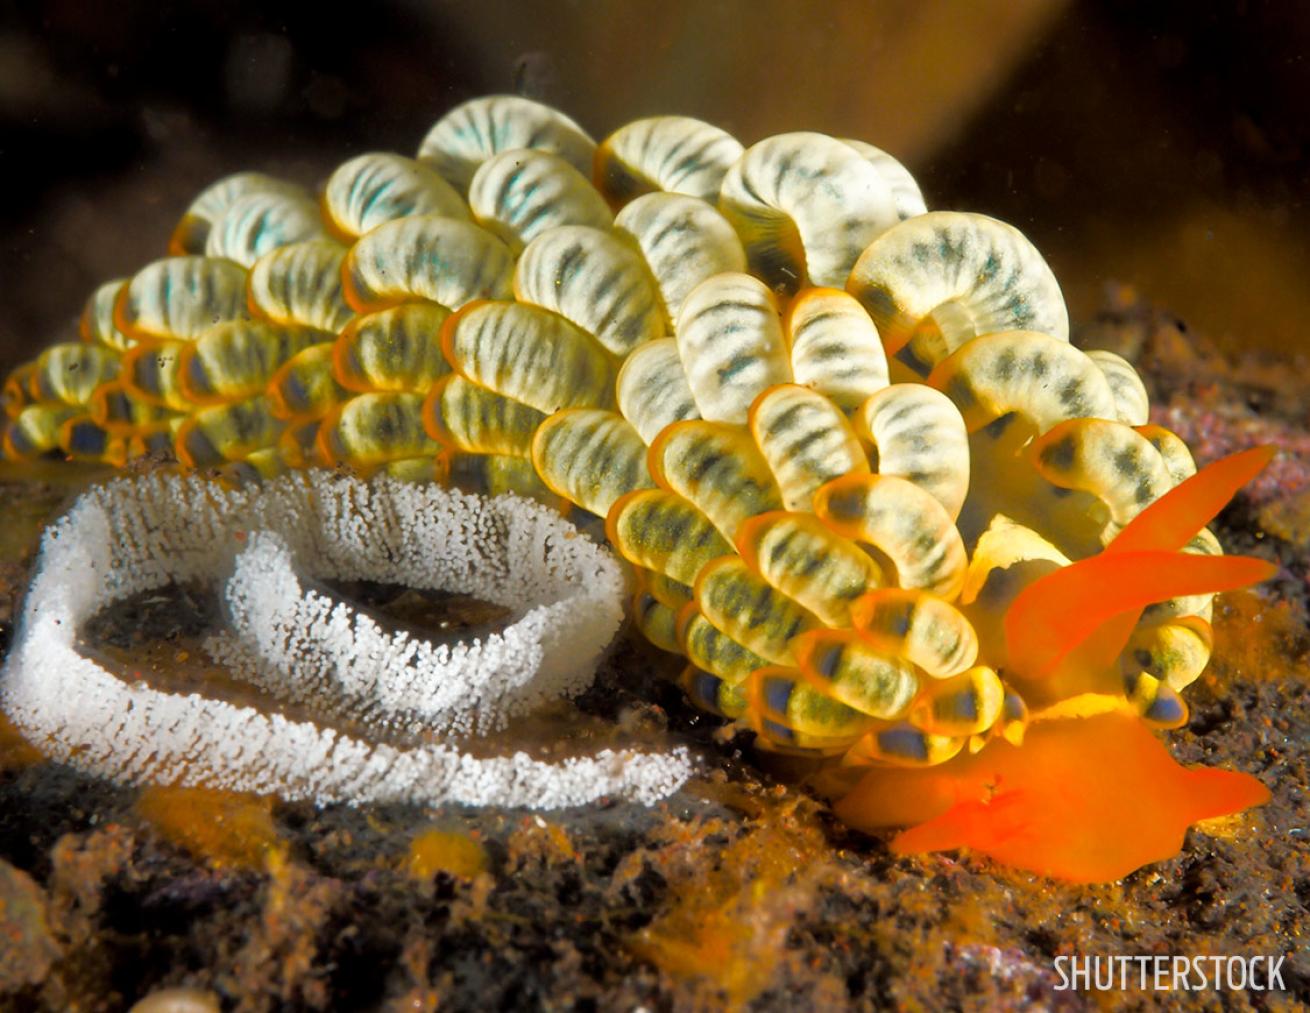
[1, 0, 1306, 377]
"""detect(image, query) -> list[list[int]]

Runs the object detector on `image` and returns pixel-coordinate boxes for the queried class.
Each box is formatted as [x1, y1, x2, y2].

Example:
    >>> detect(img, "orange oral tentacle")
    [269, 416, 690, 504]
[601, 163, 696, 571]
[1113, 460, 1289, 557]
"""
[1004, 551, 1276, 681]
[1109, 445, 1275, 553]
[835, 711, 1270, 882]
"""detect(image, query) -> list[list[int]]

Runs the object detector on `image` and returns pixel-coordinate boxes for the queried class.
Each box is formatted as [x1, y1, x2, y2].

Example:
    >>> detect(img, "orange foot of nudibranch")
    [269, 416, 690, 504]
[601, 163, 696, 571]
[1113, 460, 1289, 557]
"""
[834, 447, 1278, 882]
[833, 709, 1270, 883]
[827, 707, 1268, 880]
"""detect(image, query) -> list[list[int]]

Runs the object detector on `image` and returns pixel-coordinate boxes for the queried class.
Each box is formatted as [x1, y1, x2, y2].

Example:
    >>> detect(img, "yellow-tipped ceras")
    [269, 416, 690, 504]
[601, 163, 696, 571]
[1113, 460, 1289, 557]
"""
[0, 94, 1251, 777]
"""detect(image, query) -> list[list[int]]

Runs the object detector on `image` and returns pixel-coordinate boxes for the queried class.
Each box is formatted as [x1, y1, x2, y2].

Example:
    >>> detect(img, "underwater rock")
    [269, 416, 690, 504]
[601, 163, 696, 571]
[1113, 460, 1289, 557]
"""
[0, 858, 60, 993]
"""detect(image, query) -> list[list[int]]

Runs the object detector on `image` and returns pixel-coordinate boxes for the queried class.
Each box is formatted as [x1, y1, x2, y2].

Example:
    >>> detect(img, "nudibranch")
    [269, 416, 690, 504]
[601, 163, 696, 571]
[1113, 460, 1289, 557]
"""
[0, 95, 1276, 880]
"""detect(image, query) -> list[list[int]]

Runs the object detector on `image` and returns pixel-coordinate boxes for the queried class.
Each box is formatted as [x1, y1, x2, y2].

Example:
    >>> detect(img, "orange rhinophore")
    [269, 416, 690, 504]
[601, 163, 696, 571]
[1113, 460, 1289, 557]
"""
[1004, 550, 1275, 682]
[1004, 448, 1279, 683]
[1108, 445, 1276, 553]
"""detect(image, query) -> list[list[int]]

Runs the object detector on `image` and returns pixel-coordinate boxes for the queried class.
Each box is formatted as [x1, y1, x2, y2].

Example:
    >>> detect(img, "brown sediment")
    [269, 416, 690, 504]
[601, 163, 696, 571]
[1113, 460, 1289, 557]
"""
[0, 858, 60, 993]
[1259, 488, 1310, 549]
[0, 711, 42, 771]
[625, 798, 839, 1006]
[1209, 590, 1309, 687]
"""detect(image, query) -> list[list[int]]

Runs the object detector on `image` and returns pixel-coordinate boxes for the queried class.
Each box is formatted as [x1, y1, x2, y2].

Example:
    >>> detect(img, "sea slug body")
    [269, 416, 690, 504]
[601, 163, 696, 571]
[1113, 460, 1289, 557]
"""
[0, 95, 1277, 880]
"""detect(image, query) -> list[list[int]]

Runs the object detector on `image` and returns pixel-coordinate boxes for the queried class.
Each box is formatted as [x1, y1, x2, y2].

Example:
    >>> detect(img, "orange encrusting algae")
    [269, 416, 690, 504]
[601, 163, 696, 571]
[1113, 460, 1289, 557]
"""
[135, 786, 287, 871]
[626, 807, 831, 1006]
[405, 829, 490, 881]
[834, 711, 1271, 882]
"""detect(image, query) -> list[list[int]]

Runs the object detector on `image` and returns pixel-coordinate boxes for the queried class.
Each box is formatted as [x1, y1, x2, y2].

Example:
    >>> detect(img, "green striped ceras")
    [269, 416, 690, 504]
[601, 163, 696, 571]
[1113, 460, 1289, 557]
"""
[1, 95, 1226, 768]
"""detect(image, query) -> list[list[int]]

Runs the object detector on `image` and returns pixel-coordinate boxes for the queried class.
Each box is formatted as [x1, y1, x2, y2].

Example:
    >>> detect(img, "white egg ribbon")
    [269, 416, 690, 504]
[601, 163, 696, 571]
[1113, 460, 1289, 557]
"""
[1, 471, 691, 807]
